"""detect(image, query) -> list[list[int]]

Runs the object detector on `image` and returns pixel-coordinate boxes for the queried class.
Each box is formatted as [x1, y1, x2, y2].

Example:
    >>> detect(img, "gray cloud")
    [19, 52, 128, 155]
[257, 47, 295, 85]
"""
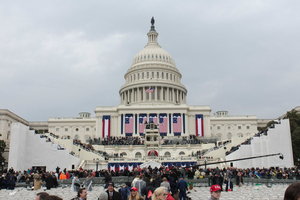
[1, 0, 299, 121]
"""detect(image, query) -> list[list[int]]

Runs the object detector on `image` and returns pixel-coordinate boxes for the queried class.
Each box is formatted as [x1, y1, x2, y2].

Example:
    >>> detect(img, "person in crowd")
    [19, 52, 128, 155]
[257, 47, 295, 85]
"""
[119, 183, 131, 200]
[99, 191, 109, 200]
[106, 181, 122, 200]
[160, 177, 170, 192]
[72, 188, 87, 200]
[46, 173, 55, 190]
[34, 175, 44, 190]
[132, 175, 140, 187]
[224, 177, 233, 192]
[142, 181, 155, 200]
[71, 175, 81, 192]
[236, 171, 243, 187]
[35, 192, 49, 200]
[168, 176, 177, 197]
[7, 177, 16, 190]
[209, 185, 222, 200]
[284, 182, 300, 200]
[177, 177, 187, 200]
[152, 187, 168, 200]
[104, 170, 112, 188]
[128, 187, 144, 200]
[154, 173, 162, 188]
[135, 175, 146, 195]
[195, 169, 200, 179]
[83, 174, 93, 191]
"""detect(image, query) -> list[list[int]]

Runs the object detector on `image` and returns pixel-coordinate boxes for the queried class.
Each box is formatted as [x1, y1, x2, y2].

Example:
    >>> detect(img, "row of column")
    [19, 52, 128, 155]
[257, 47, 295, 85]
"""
[120, 86, 186, 104]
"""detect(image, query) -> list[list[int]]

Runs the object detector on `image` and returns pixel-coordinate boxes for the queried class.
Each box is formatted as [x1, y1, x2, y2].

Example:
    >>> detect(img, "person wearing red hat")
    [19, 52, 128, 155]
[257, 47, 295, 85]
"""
[129, 187, 144, 200]
[209, 185, 222, 200]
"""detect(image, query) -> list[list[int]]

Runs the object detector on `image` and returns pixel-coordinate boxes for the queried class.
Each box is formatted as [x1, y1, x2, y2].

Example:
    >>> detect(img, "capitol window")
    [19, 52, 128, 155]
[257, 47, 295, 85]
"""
[179, 151, 185, 156]
[65, 128, 68, 131]
[75, 128, 79, 131]
[147, 72, 149, 78]
[247, 126, 250, 129]
[170, 74, 172, 80]
[56, 128, 59, 132]
[135, 152, 142, 158]
[238, 126, 241, 129]
[217, 126, 220, 130]
[152, 54, 154, 58]
[157, 72, 159, 78]
[164, 152, 171, 157]
[134, 74, 136, 81]
[138, 73, 140, 80]
[162, 72, 164, 79]
[131, 76, 132, 82]
[166, 73, 168, 79]
[142, 72, 144, 79]
[152, 72, 154, 78]
[86, 128, 89, 131]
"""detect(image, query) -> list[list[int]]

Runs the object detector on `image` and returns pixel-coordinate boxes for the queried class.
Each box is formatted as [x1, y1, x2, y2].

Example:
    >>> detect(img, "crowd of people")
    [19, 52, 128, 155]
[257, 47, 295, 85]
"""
[100, 137, 145, 146]
[1, 164, 300, 200]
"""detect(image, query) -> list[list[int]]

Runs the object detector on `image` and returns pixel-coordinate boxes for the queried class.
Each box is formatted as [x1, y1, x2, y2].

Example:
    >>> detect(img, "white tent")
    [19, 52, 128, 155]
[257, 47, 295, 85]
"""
[140, 160, 161, 168]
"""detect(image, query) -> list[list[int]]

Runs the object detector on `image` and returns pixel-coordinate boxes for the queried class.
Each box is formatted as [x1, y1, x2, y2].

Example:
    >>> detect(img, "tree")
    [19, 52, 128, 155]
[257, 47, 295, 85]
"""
[286, 109, 300, 166]
[0, 140, 6, 164]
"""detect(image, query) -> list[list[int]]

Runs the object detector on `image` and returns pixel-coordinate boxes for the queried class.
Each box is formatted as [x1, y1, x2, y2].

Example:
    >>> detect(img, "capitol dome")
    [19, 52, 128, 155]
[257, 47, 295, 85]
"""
[119, 19, 187, 106]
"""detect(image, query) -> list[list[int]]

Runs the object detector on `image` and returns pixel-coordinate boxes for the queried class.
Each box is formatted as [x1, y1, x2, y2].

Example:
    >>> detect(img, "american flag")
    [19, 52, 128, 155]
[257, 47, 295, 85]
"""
[159, 114, 168, 134]
[102, 115, 110, 138]
[149, 114, 157, 124]
[139, 114, 148, 134]
[196, 114, 204, 137]
[146, 87, 153, 93]
[125, 114, 134, 134]
[173, 114, 182, 133]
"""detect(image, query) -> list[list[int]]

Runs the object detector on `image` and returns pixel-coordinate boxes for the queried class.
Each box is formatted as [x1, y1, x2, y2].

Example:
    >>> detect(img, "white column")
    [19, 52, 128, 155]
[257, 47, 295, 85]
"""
[155, 86, 157, 101]
[143, 87, 146, 102]
[173, 88, 175, 103]
[167, 87, 169, 102]
[160, 87, 163, 101]
[120, 93, 122, 104]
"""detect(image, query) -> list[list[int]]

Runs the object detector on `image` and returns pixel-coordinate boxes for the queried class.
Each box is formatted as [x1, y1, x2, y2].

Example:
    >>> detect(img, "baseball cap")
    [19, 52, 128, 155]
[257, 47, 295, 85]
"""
[210, 185, 222, 192]
[107, 182, 114, 187]
[130, 187, 138, 192]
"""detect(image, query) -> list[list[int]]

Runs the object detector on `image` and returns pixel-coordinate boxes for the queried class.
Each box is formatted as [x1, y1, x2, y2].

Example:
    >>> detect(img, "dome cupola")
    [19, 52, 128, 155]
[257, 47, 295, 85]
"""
[119, 18, 187, 106]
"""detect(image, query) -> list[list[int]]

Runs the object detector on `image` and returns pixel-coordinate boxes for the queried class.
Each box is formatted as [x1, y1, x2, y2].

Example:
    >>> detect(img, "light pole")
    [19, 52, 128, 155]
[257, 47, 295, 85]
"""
[96, 158, 99, 171]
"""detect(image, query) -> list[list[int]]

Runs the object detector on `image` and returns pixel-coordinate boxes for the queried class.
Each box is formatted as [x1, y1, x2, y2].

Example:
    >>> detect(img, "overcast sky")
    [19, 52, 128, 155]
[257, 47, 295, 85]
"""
[1, 0, 299, 121]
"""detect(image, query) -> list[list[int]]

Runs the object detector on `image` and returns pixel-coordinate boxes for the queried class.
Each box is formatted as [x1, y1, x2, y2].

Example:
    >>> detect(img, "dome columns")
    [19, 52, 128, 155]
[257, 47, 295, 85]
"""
[119, 86, 187, 105]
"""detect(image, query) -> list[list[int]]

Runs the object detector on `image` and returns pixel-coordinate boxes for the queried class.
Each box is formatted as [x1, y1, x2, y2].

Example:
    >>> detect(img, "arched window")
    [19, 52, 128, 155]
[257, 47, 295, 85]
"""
[164, 152, 171, 157]
[238, 133, 244, 137]
[217, 133, 222, 141]
[179, 151, 185, 156]
[121, 152, 127, 157]
[135, 152, 142, 158]
[228, 133, 232, 140]
[74, 134, 79, 140]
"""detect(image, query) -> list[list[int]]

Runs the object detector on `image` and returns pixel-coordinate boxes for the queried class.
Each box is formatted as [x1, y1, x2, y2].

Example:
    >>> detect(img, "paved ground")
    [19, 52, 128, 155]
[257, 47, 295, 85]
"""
[0, 184, 290, 200]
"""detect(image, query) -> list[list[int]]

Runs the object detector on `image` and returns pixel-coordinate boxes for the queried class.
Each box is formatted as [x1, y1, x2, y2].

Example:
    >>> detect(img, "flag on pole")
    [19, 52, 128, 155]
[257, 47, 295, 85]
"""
[125, 114, 134, 135]
[102, 115, 110, 138]
[173, 113, 182, 134]
[159, 114, 168, 135]
[195, 114, 204, 137]
[139, 114, 148, 134]
[146, 87, 153, 93]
